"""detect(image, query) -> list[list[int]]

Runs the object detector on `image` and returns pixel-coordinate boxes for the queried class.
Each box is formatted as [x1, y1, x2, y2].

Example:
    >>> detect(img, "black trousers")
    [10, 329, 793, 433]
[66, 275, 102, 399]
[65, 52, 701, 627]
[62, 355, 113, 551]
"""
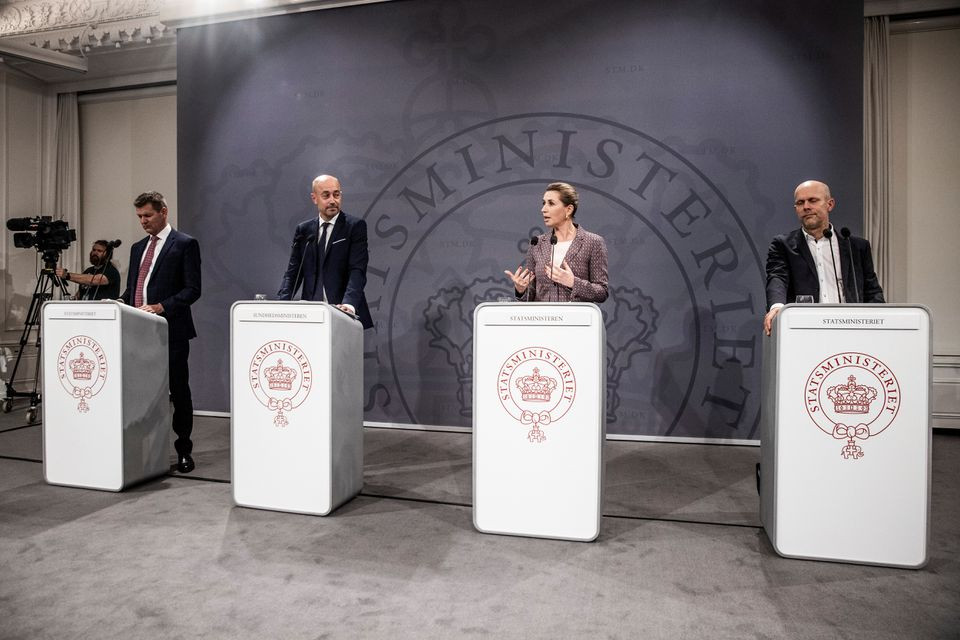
[168, 339, 193, 456]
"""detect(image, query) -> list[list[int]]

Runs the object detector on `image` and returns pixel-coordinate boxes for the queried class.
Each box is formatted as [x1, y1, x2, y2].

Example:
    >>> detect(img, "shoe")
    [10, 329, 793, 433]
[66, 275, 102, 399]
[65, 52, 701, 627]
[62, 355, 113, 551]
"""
[177, 454, 195, 474]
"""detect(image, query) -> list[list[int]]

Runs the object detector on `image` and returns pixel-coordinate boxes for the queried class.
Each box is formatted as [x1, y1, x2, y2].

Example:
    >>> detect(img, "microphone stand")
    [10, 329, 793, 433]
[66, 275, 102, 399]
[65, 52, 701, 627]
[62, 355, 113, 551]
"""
[89, 246, 113, 301]
[289, 234, 316, 300]
[549, 230, 558, 301]
[840, 227, 861, 303]
[521, 236, 538, 302]
[823, 227, 843, 303]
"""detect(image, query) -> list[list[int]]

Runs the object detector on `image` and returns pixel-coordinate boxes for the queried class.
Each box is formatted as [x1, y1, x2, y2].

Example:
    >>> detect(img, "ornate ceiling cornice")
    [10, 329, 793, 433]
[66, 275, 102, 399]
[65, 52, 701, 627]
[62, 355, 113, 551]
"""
[0, 0, 169, 51]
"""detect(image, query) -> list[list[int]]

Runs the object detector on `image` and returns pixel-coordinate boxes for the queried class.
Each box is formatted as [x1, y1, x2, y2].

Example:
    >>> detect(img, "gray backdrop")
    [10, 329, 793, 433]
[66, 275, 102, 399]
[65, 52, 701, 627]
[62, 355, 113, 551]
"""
[177, 0, 863, 439]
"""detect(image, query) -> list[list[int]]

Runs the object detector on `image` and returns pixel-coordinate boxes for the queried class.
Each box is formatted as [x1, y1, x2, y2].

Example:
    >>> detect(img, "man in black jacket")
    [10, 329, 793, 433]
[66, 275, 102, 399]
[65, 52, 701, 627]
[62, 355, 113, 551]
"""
[277, 174, 373, 329]
[121, 191, 202, 473]
[764, 180, 884, 336]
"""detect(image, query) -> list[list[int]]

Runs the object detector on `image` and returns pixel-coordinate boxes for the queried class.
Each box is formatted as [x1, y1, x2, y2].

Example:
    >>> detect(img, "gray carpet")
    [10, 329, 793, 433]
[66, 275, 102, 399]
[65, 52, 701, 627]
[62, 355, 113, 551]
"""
[1, 417, 958, 639]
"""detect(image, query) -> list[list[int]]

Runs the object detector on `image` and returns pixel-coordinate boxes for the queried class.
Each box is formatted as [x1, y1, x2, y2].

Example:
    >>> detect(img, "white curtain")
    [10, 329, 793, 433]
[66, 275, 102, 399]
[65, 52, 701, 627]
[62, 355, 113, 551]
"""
[54, 92, 82, 272]
[863, 16, 891, 296]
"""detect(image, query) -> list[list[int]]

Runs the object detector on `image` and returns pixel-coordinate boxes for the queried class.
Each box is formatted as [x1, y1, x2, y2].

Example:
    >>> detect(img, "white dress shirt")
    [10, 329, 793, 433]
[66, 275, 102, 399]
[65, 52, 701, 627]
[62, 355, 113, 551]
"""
[317, 213, 355, 314]
[769, 225, 846, 312]
[139, 223, 172, 304]
[802, 225, 846, 304]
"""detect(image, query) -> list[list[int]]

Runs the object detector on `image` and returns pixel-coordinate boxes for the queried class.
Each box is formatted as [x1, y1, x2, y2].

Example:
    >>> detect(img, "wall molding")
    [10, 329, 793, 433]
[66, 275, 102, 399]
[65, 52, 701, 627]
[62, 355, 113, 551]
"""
[932, 353, 960, 429]
[0, 0, 162, 36]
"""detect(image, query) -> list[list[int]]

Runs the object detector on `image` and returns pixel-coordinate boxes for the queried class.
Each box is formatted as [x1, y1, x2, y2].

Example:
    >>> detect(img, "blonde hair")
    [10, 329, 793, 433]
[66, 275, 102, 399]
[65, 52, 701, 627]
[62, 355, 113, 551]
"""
[546, 181, 579, 217]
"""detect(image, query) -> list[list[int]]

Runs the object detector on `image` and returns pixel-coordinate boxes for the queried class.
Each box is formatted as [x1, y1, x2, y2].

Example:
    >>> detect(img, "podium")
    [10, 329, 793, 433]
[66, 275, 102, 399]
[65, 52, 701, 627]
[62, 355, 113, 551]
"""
[760, 304, 930, 567]
[473, 302, 606, 541]
[231, 301, 363, 516]
[42, 301, 171, 491]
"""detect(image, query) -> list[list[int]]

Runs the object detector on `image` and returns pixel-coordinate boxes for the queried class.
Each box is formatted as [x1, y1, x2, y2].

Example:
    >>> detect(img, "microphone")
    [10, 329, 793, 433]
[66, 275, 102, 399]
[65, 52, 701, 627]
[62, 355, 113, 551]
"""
[289, 234, 315, 300]
[840, 227, 860, 303]
[549, 230, 559, 300]
[521, 236, 540, 302]
[823, 227, 843, 304]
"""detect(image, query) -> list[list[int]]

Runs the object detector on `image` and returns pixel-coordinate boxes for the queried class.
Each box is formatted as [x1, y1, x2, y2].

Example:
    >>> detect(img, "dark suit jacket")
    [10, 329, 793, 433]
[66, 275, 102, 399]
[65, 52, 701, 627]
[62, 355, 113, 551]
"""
[765, 227, 885, 308]
[521, 225, 609, 303]
[121, 229, 202, 342]
[277, 212, 373, 329]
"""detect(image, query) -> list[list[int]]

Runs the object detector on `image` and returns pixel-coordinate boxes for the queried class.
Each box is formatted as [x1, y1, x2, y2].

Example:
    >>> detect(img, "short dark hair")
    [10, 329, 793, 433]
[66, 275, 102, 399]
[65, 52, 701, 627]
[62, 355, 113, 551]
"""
[93, 239, 109, 249]
[546, 181, 579, 217]
[133, 191, 167, 212]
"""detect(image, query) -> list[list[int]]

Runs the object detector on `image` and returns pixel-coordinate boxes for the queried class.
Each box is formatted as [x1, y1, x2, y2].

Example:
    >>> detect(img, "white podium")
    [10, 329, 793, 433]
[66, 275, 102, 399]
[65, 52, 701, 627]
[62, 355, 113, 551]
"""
[41, 301, 171, 491]
[760, 304, 931, 567]
[473, 302, 606, 541]
[231, 301, 363, 516]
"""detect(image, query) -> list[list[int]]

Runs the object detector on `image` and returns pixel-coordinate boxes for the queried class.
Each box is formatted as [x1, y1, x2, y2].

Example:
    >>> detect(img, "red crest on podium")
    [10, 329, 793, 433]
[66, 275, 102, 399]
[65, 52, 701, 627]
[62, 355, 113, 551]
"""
[497, 347, 577, 443]
[804, 352, 901, 460]
[56, 336, 108, 413]
[249, 340, 313, 427]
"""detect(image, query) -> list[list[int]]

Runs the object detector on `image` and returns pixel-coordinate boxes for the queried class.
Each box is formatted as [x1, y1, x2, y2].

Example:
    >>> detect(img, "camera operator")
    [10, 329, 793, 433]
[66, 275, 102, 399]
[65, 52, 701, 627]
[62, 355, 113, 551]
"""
[55, 240, 121, 300]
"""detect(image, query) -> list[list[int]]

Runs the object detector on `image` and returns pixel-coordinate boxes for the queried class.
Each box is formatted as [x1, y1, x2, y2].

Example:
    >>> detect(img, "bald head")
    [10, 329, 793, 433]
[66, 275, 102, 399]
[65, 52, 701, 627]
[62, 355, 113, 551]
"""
[793, 180, 835, 239]
[311, 174, 343, 221]
[312, 175, 340, 191]
[794, 180, 831, 201]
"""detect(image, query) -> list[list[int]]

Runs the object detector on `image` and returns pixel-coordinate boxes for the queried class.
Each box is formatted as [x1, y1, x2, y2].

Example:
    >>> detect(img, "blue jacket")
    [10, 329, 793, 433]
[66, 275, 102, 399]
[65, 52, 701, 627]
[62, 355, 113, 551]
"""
[122, 228, 202, 342]
[277, 212, 373, 329]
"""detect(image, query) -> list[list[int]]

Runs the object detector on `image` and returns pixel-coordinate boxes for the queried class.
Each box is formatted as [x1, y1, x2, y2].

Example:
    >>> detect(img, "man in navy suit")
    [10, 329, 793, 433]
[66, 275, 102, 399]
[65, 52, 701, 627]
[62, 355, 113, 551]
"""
[277, 175, 373, 329]
[121, 191, 202, 473]
[763, 180, 884, 335]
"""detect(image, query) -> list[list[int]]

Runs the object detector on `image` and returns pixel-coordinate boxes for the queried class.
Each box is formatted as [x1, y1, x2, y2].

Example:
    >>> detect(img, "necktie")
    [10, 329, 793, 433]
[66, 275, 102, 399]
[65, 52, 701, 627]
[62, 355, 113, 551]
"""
[315, 222, 330, 301]
[134, 235, 159, 307]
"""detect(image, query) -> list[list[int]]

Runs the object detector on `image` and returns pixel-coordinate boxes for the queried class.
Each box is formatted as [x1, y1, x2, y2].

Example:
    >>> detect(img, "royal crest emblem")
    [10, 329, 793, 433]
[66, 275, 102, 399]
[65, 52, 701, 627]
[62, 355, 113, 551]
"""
[804, 352, 900, 460]
[498, 347, 576, 443]
[56, 336, 107, 413]
[249, 340, 312, 427]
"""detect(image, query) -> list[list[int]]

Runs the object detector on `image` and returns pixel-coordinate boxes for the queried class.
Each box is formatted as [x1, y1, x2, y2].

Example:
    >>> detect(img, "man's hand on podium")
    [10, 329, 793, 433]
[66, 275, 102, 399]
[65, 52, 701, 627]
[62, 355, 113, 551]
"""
[139, 303, 164, 314]
[763, 306, 782, 336]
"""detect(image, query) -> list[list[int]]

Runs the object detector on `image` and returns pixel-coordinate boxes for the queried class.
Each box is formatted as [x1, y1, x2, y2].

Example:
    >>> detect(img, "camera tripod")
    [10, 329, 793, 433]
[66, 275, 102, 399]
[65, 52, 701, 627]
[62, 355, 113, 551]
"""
[2, 263, 70, 423]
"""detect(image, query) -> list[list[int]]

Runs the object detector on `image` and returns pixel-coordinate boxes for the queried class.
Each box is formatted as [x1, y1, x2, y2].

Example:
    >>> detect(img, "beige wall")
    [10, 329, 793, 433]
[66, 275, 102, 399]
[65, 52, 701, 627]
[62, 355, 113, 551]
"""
[890, 26, 960, 427]
[79, 87, 178, 282]
[0, 81, 176, 396]
[0, 70, 54, 391]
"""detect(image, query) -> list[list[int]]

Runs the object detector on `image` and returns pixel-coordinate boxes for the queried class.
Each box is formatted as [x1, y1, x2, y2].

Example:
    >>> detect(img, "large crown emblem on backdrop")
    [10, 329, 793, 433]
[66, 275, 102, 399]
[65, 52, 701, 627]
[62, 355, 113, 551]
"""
[516, 368, 557, 402]
[827, 375, 878, 414]
[69, 352, 95, 380]
[264, 358, 297, 391]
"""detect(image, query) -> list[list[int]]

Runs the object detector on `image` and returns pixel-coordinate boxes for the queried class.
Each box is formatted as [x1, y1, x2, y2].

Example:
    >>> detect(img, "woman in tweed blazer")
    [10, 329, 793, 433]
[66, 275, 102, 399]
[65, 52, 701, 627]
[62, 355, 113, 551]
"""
[505, 182, 608, 303]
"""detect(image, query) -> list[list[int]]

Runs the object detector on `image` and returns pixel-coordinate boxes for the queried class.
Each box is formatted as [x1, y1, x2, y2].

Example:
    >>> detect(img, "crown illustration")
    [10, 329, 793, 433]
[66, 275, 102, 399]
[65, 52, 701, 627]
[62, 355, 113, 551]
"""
[827, 375, 878, 414]
[516, 368, 558, 402]
[69, 352, 95, 380]
[264, 358, 297, 391]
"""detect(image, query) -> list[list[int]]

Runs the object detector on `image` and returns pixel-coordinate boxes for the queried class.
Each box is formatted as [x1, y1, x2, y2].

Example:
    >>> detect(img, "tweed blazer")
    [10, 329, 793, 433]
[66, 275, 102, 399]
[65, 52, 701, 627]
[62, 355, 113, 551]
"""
[520, 225, 609, 303]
